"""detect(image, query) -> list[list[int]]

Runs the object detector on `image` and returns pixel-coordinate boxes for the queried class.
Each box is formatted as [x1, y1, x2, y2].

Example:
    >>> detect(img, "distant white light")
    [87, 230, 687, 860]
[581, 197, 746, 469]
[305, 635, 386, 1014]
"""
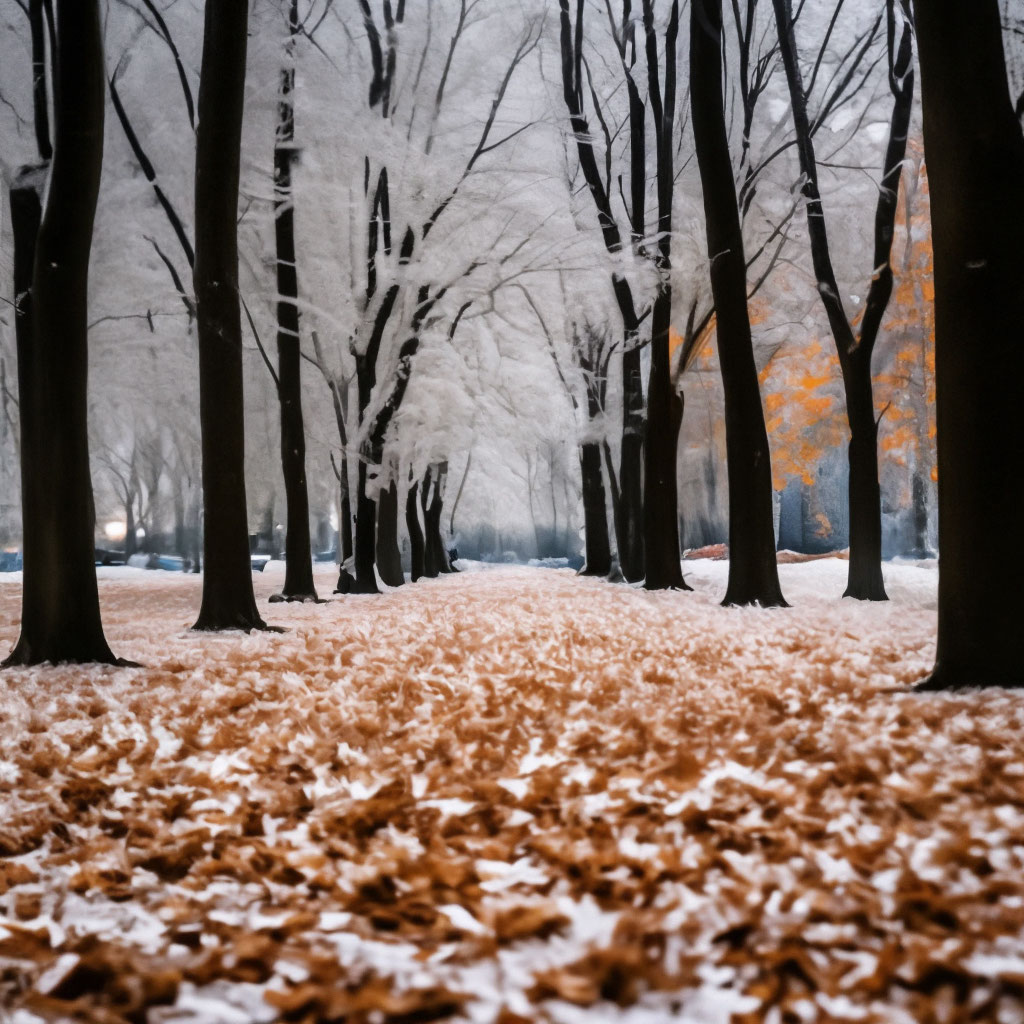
[105, 521, 127, 541]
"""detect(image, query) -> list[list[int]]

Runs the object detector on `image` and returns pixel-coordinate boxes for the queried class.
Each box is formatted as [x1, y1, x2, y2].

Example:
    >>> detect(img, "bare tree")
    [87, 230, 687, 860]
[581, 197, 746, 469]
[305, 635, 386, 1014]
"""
[772, 0, 912, 600]
[691, 0, 786, 607]
[271, 0, 318, 602]
[329, 2, 541, 593]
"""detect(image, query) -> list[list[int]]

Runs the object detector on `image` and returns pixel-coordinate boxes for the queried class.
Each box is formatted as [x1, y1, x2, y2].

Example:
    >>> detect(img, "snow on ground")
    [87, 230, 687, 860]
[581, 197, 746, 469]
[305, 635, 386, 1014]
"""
[0, 559, 1022, 1024]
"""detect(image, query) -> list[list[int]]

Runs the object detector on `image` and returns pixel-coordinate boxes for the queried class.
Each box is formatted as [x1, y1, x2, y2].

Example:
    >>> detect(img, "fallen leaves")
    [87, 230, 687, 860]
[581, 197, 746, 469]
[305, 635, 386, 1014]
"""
[0, 562, 1020, 1023]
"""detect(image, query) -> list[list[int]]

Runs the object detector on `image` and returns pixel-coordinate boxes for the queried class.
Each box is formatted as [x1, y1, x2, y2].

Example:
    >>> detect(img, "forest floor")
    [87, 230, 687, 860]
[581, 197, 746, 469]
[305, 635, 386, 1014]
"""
[0, 559, 1022, 1024]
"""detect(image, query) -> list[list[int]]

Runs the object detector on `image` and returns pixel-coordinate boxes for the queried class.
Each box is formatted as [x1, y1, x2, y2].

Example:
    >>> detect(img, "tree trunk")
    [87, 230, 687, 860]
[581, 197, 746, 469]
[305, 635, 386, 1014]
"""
[7, 171, 44, 663]
[406, 478, 425, 581]
[273, 0, 317, 603]
[421, 467, 450, 577]
[192, 0, 266, 632]
[433, 464, 453, 572]
[352, 461, 380, 593]
[914, 0, 1024, 689]
[618, 349, 645, 582]
[340, 471, 353, 566]
[375, 479, 404, 586]
[5, 0, 120, 666]
[690, 0, 786, 608]
[843, 351, 886, 598]
[578, 442, 611, 576]
[643, 312, 686, 589]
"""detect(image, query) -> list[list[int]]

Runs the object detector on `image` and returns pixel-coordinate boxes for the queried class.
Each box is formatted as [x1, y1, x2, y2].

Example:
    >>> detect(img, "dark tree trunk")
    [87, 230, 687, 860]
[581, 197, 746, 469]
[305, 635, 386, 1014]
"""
[272, 0, 317, 603]
[325, 382, 355, 593]
[691, 0, 786, 608]
[432, 464, 453, 573]
[578, 442, 611, 576]
[421, 467, 450, 577]
[340, 475, 353, 566]
[914, 0, 1024, 689]
[420, 477, 438, 578]
[406, 479, 425, 581]
[601, 439, 627, 579]
[641, 0, 686, 591]
[843, 352, 886, 596]
[643, 315, 686, 589]
[7, 173, 44, 665]
[375, 479, 404, 586]
[352, 460, 380, 593]
[5, 0, 120, 666]
[618, 354, 645, 582]
[192, 0, 266, 632]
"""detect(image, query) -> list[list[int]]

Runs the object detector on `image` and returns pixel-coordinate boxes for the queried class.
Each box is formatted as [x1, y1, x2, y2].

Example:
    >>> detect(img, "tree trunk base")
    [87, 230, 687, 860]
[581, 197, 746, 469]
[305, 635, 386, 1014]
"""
[914, 665, 1024, 692]
[191, 613, 276, 633]
[646, 577, 693, 592]
[842, 580, 889, 601]
[268, 591, 322, 604]
[2, 643, 135, 669]
[721, 587, 789, 609]
[349, 576, 380, 595]
[605, 560, 626, 584]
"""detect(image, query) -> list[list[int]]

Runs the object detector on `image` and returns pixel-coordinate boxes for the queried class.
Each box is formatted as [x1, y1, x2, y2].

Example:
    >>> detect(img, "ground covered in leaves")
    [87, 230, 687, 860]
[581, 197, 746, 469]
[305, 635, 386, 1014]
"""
[0, 559, 1022, 1024]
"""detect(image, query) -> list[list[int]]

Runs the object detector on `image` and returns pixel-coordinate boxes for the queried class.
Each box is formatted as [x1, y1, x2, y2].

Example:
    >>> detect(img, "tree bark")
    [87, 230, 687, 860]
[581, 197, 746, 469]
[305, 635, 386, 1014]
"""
[406, 478, 425, 581]
[352, 460, 380, 593]
[192, 0, 266, 632]
[641, 0, 686, 591]
[618, 358, 645, 582]
[843, 353, 886, 597]
[690, 0, 786, 608]
[5, 0, 120, 666]
[273, 0, 317, 602]
[421, 466, 451, 577]
[7, 173, 44, 664]
[578, 442, 611, 576]
[340, 476, 353, 566]
[375, 479, 404, 586]
[914, 0, 1024, 689]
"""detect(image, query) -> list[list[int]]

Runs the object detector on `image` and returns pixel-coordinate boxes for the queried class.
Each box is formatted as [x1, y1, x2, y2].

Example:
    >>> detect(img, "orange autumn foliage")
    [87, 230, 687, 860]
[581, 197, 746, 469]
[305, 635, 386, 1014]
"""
[760, 139, 936, 498]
